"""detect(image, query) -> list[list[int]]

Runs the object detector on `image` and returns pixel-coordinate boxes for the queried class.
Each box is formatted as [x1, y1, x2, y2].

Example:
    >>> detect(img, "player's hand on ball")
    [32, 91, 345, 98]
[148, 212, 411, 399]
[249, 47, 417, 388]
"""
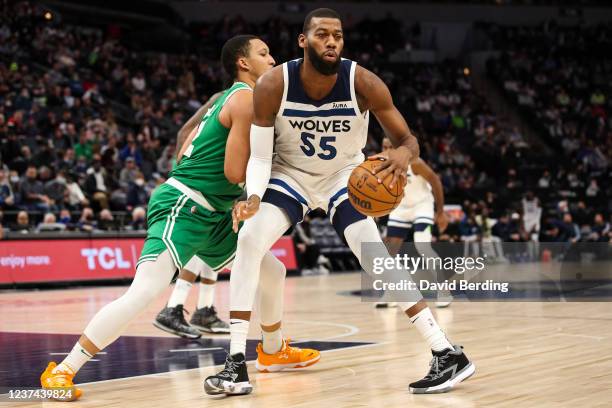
[435, 211, 449, 233]
[368, 146, 412, 189]
[232, 195, 261, 232]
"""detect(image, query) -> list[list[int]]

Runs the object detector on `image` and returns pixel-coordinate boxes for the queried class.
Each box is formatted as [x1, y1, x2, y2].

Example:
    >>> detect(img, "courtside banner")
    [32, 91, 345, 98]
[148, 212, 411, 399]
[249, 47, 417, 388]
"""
[0, 236, 297, 285]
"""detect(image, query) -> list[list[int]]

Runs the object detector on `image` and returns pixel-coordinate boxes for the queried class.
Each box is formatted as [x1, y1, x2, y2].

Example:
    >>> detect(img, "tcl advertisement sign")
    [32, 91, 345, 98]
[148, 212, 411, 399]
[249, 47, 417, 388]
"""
[0, 236, 297, 285]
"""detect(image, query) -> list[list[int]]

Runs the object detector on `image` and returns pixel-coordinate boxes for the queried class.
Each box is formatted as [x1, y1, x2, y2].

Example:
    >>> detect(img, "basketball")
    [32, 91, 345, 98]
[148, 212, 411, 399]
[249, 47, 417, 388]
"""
[347, 159, 404, 217]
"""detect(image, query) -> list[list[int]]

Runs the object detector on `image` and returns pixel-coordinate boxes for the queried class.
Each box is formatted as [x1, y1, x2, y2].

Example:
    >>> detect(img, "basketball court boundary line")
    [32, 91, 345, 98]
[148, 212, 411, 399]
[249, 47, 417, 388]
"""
[75, 340, 382, 386]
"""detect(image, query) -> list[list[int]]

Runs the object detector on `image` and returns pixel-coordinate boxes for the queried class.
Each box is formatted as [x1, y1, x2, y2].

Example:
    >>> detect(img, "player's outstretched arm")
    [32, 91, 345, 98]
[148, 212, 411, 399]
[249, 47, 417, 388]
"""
[355, 66, 419, 189]
[223, 89, 254, 184]
[232, 67, 283, 232]
[412, 158, 448, 232]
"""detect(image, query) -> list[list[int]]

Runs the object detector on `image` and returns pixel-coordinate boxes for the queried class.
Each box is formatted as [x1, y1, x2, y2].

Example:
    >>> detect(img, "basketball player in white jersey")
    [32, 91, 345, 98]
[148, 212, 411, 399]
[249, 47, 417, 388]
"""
[205, 8, 474, 396]
[377, 137, 452, 308]
[522, 191, 542, 260]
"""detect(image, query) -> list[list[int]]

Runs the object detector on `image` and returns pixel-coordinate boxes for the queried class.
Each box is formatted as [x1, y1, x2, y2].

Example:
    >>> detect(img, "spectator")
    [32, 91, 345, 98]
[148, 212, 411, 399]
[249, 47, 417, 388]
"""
[44, 169, 68, 209]
[98, 209, 117, 231]
[293, 215, 329, 275]
[119, 157, 139, 188]
[586, 179, 600, 197]
[459, 215, 481, 256]
[119, 135, 143, 167]
[156, 145, 175, 175]
[85, 154, 111, 210]
[77, 207, 97, 232]
[131, 71, 146, 93]
[12, 210, 31, 233]
[65, 172, 89, 209]
[492, 213, 512, 241]
[74, 132, 94, 162]
[560, 213, 580, 243]
[58, 208, 76, 231]
[508, 213, 525, 242]
[538, 170, 551, 189]
[587, 213, 610, 242]
[0, 169, 15, 209]
[18, 165, 51, 212]
[127, 206, 147, 231]
[127, 172, 148, 209]
[37, 213, 66, 232]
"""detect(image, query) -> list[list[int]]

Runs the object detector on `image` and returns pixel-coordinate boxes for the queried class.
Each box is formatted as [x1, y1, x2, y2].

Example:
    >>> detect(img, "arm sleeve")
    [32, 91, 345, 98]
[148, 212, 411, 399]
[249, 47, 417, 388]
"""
[245, 124, 274, 199]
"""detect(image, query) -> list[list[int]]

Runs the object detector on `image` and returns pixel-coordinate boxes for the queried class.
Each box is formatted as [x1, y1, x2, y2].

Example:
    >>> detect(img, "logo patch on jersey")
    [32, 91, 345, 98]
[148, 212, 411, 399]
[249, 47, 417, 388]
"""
[332, 102, 348, 108]
[288, 119, 351, 133]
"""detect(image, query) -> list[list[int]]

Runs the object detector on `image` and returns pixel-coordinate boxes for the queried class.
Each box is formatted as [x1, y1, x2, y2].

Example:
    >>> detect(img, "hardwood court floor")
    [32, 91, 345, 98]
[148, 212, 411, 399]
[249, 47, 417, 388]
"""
[1, 268, 612, 408]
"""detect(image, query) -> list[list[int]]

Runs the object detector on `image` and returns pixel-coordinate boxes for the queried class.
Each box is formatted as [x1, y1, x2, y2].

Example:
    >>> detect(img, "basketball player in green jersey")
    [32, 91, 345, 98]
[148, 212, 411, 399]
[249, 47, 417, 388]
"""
[39, 35, 281, 401]
[152, 92, 232, 340]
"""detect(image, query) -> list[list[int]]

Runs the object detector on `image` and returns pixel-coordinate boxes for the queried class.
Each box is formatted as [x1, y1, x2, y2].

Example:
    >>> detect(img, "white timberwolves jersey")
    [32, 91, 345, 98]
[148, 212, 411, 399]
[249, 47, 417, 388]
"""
[404, 165, 433, 207]
[273, 58, 369, 178]
[522, 198, 540, 219]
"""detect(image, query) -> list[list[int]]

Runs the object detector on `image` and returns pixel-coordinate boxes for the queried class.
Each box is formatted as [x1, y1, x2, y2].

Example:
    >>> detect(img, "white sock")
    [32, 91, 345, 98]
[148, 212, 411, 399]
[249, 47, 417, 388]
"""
[54, 342, 94, 374]
[229, 318, 249, 356]
[262, 328, 283, 354]
[167, 279, 192, 308]
[197, 282, 215, 309]
[410, 308, 453, 352]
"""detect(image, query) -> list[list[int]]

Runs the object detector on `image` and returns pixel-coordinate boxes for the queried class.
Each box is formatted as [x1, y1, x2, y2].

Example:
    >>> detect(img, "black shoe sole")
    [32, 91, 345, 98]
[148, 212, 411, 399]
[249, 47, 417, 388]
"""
[152, 320, 201, 339]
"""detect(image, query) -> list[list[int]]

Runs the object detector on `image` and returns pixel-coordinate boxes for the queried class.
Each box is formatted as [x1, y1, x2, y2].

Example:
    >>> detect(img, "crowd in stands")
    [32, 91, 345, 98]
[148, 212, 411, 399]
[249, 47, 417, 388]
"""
[0, 2, 610, 249]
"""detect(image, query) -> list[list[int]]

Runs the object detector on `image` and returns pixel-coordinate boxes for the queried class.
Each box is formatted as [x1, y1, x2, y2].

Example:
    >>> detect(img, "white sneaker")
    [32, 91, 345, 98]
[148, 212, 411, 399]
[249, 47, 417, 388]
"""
[435, 290, 453, 308]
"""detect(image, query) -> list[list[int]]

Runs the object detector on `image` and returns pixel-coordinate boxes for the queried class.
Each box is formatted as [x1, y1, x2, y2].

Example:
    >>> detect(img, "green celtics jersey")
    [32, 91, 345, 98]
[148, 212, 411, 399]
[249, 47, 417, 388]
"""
[170, 82, 251, 211]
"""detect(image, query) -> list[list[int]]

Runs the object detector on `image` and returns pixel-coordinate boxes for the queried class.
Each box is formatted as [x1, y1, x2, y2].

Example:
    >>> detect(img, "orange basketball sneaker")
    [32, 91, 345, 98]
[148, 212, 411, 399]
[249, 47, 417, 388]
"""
[40, 362, 83, 401]
[255, 338, 320, 372]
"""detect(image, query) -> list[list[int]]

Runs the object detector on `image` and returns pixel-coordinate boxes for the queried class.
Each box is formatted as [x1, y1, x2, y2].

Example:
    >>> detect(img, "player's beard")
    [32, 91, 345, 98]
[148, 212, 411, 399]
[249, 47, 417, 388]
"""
[308, 46, 341, 76]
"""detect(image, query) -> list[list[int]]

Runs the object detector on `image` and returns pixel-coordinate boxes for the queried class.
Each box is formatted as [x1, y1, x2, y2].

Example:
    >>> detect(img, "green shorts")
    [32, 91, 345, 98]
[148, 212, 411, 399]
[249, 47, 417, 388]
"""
[137, 182, 236, 272]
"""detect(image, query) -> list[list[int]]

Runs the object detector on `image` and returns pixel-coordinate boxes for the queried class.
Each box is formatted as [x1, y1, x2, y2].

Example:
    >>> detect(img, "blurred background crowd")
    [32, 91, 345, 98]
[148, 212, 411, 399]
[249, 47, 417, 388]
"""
[0, 1, 609, 252]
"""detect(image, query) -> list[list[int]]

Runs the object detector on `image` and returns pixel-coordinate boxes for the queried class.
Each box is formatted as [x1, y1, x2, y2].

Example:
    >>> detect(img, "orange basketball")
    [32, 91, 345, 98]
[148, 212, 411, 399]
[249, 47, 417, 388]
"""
[347, 159, 404, 217]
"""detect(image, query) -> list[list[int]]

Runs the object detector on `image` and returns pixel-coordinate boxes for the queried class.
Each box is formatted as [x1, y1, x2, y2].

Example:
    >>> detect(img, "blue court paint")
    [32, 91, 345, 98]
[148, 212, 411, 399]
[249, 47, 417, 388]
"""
[0, 332, 372, 388]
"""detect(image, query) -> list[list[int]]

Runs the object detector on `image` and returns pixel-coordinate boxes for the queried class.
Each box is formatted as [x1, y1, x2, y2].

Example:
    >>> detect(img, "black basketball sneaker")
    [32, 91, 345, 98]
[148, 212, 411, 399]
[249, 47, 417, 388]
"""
[409, 345, 475, 394]
[204, 353, 253, 395]
[153, 305, 201, 339]
[190, 306, 230, 334]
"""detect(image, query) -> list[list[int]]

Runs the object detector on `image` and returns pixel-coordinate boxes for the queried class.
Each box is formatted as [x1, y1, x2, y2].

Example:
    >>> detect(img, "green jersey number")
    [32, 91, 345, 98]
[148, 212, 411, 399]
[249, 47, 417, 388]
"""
[183, 107, 215, 159]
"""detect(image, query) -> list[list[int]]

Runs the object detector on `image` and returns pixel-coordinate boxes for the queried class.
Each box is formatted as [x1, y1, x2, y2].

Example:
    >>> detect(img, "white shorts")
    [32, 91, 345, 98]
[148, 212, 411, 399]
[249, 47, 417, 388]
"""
[387, 198, 435, 231]
[262, 163, 366, 233]
[523, 217, 540, 234]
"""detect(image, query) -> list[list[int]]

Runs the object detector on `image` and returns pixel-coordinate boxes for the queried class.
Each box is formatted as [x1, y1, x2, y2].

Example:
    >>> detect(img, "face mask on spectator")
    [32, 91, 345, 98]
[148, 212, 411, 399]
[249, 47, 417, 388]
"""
[10, 175, 19, 183]
[135, 178, 145, 186]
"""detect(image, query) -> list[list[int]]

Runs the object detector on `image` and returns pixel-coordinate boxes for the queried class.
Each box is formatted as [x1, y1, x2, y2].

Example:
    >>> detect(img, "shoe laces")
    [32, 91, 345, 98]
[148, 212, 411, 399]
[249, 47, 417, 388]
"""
[283, 338, 303, 356]
[171, 305, 190, 323]
[219, 357, 241, 377]
[425, 353, 451, 380]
